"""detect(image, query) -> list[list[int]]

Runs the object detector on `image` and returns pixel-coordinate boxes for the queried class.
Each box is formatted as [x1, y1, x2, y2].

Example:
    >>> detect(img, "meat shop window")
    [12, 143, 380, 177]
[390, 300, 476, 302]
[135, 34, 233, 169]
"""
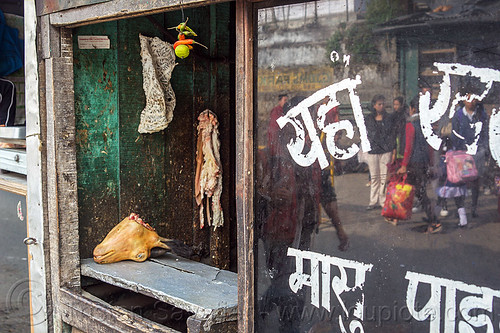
[254, 1, 500, 332]
[72, 4, 237, 331]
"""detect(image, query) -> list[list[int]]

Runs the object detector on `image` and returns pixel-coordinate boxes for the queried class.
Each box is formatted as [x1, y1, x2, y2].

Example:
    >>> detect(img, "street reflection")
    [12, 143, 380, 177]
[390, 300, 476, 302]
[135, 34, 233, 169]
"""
[255, 1, 500, 332]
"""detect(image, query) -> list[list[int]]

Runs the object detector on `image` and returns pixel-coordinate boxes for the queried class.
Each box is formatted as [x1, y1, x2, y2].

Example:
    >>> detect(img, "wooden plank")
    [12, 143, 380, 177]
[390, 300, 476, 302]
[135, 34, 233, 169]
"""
[44, 28, 81, 333]
[37, 0, 111, 16]
[420, 47, 456, 55]
[49, 0, 228, 28]
[0, 138, 26, 145]
[59, 288, 180, 333]
[80, 256, 238, 324]
[187, 316, 238, 333]
[73, 21, 120, 259]
[40, 14, 61, 59]
[25, 6, 49, 329]
[0, 172, 27, 196]
[37, 44, 55, 333]
[45, 30, 81, 292]
[235, 1, 254, 332]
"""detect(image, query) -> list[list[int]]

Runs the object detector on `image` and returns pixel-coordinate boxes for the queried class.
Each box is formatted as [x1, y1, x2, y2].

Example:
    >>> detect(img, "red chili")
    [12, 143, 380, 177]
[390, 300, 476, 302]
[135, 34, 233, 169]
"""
[174, 39, 194, 49]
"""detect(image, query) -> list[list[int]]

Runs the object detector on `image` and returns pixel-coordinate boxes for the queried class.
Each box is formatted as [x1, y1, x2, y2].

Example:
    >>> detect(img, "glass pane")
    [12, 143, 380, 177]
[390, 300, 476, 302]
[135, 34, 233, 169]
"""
[254, 1, 500, 332]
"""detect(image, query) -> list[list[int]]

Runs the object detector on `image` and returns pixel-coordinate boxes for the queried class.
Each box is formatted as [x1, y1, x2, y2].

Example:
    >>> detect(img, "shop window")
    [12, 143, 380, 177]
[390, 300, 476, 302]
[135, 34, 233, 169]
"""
[254, 1, 500, 332]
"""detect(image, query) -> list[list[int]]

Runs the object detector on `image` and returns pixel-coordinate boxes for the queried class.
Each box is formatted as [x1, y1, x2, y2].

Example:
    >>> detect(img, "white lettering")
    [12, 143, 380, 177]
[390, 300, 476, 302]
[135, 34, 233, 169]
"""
[276, 76, 370, 169]
[489, 108, 500, 165]
[419, 63, 500, 152]
[274, 62, 500, 171]
[405, 271, 500, 333]
[287, 248, 373, 330]
[343, 54, 351, 67]
[330, 51, 340, 63]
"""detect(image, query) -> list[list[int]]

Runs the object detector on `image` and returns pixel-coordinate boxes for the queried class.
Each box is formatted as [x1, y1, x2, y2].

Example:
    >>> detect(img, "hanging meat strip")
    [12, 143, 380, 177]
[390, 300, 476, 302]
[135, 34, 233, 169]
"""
[195, 110, 224, 229]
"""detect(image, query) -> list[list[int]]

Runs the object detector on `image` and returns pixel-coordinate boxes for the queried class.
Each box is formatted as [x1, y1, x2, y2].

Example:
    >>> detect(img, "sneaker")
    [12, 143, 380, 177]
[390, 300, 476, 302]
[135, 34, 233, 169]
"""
[412, 206, 421, 213]
[440, 208, 449, 217]
[484, 188, 491, 195]
[366, 205, 376, 210]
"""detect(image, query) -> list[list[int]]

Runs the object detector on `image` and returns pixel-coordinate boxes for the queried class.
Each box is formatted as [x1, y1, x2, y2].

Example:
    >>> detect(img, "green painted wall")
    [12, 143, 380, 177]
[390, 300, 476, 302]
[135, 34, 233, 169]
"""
[400, 41, 419, 100]
[74, 21, 120, 258]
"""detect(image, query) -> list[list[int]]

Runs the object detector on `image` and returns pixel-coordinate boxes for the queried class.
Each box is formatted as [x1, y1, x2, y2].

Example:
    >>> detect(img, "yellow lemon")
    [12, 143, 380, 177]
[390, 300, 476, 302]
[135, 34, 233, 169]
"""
[175, 44, 190, 59]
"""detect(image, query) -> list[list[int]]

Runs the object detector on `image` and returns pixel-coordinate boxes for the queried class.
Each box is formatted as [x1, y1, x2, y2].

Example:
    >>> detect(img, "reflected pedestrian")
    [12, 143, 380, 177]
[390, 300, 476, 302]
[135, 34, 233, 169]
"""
[365, 94, 394, 210]
[397, 96, 440, 233]
[451, 86, 489, 218]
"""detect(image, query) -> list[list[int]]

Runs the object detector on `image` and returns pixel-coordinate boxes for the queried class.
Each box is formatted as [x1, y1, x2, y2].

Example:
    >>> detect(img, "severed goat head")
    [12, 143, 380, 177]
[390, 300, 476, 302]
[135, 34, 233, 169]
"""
[93, 213, 172, 264]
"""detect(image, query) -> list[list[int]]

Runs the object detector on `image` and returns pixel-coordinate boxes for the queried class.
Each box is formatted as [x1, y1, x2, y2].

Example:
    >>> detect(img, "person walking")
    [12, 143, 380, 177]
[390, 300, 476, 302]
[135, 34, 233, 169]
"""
[451, 89, 489, 218]
[365, 94, 394, 210]
[397, 96, 441, 233]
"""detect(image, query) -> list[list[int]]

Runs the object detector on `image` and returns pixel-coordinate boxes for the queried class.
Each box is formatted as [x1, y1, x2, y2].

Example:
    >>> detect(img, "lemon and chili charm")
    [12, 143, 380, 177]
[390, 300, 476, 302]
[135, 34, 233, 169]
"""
[170, 18, 208, 59]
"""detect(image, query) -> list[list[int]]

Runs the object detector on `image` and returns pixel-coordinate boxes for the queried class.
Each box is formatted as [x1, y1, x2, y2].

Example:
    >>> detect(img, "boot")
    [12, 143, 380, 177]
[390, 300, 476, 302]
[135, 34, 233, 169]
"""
[323, 201, 349, 251]
[458, 207, 467, 227]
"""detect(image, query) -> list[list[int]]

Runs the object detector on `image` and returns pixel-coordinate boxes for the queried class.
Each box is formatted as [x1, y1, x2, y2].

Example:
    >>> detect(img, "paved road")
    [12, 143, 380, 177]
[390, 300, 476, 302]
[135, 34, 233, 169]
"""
[0, 191, 30, 332]
[257, 171, 500, 332]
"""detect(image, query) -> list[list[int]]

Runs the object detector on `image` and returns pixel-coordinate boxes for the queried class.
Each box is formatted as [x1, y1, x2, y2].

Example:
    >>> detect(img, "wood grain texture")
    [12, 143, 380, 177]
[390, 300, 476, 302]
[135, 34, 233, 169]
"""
[235, 0, 255, 332]
[49, 0, 228, 28]
[60, 288, 180, 333]
[45, 33, 81, 290]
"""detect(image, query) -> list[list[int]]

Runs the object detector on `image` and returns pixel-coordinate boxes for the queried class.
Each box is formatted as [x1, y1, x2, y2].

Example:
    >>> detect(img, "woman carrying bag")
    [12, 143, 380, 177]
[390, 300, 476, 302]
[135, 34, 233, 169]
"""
[397, 96, 441, 233]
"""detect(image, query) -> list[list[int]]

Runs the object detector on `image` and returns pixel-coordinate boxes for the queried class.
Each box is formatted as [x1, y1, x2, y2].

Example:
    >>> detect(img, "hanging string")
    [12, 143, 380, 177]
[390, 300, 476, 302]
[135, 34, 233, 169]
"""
[180, 0, 185, 22]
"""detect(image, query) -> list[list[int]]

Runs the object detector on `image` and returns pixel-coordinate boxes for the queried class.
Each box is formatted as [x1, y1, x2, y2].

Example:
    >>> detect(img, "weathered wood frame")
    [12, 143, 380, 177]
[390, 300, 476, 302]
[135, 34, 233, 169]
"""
[235, 0, 254, 332]
[38, 0, 257, 332]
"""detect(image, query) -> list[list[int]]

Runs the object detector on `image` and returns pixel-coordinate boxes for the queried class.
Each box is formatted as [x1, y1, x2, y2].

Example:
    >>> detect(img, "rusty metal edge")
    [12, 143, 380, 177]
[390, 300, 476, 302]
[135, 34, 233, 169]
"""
[236, 0, 254, 332]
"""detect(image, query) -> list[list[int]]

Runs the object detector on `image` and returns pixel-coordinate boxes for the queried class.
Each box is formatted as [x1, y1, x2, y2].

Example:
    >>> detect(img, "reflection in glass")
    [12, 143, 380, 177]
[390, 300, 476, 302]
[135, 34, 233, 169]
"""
[254, 1, 500, 332]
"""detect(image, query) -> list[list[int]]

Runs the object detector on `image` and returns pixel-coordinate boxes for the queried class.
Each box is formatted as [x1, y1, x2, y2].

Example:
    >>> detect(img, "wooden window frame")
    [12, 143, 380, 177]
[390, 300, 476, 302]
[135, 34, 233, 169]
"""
[39, 0, 257, 332]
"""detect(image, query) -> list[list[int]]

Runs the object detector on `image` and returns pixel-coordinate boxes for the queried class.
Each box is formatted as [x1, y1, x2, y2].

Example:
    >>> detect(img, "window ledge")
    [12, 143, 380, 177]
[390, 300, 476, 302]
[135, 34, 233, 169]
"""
[80, 255, 238, 328]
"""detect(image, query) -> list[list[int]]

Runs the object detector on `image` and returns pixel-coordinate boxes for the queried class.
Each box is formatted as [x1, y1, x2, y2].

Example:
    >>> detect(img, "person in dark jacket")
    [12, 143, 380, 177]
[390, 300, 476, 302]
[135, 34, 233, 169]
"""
[391, 96, 409, 163]
[365, 94, 394, 210]
[451, 91, 489, 217]
[397, 96, 440, 233]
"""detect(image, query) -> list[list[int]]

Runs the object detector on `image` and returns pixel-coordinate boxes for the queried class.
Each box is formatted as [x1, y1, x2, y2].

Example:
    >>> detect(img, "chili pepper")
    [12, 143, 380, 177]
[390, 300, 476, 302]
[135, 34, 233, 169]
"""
[173, 39, 208, 50]
[169, 18, 198, 37]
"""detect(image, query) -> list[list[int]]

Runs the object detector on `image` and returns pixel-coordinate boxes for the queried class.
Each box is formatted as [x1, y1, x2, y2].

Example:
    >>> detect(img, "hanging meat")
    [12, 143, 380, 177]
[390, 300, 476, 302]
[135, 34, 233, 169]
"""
[195, 110, 224, 229]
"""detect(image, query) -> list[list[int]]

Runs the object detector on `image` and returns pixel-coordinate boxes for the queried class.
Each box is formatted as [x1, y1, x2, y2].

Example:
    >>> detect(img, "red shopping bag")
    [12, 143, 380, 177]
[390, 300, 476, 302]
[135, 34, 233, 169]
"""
[381, 176, 415, 220]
